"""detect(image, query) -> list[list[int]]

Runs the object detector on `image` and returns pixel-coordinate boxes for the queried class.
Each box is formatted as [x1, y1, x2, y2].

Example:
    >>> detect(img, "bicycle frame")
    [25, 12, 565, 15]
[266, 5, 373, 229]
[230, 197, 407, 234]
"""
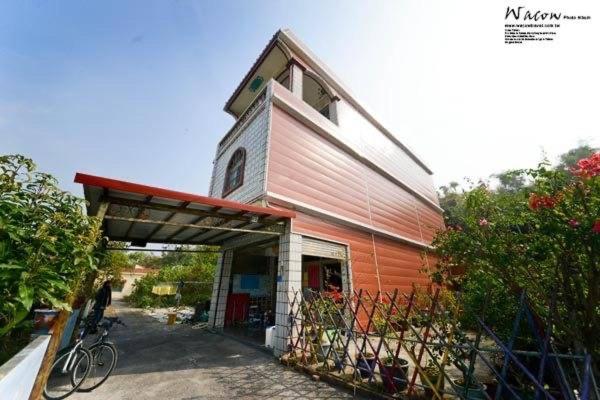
[61, 339, 82, 374]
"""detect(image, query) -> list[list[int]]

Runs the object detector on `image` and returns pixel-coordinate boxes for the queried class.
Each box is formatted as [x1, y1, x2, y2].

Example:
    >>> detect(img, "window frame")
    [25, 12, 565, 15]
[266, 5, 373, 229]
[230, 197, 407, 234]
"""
[222, 147, 246, 197]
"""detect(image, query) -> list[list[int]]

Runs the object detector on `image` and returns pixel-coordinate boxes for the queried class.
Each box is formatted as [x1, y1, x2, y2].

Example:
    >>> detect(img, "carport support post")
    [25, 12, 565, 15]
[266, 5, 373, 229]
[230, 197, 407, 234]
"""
[209, 250, 233, 329]
[273, 225, 302, 357]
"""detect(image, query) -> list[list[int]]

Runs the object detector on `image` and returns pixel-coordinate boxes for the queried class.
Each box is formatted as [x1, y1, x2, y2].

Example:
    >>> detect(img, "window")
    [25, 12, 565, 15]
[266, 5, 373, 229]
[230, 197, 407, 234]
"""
[302, 74, 336, 124]
[223, 148, 246, 196]
[276, 69, 290, 90]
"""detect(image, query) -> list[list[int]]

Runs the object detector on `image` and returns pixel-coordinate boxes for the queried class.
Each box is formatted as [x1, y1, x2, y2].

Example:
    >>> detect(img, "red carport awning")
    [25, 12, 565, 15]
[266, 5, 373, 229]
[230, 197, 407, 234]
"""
[74, 173, 295, 246]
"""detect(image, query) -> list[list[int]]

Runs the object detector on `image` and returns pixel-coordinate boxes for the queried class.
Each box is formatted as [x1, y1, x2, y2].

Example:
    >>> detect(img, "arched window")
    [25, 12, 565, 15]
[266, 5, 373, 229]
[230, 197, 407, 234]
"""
[223, 148, 246, 196]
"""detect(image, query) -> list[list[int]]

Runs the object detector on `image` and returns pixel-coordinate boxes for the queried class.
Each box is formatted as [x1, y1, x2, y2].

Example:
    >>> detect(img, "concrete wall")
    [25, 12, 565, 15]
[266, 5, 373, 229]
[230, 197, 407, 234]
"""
[0, 335, 50, 400]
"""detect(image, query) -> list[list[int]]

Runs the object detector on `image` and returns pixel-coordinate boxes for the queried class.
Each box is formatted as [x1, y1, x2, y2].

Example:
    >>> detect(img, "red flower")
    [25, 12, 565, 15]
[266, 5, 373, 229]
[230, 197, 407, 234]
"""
[479, 218, 489, 227]
[593, 220, 600, 234]
[572, 153, 600, 179]
[568, 219, 580, 228]
[529, 193, 556, 210]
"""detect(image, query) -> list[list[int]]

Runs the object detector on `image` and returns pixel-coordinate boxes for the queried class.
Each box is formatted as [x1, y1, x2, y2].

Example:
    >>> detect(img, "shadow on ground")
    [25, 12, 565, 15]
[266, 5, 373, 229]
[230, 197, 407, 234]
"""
[70, 299, 365, 400]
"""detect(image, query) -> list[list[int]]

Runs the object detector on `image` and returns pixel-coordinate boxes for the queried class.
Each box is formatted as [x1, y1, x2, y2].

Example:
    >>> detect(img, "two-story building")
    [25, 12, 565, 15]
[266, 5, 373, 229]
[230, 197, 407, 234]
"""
[75, 29, 443, 356]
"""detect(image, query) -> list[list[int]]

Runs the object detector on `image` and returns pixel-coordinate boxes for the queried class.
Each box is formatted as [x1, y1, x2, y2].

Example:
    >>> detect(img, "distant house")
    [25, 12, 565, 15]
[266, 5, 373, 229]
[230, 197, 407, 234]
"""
[76, 28, 443, 356]
[118, 265, 156, 296]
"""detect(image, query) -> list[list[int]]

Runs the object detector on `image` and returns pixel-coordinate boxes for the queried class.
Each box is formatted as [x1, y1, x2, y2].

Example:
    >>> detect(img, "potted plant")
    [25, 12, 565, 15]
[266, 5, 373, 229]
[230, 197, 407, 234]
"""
[447, 330, 488, 399]
[331, 344, 347, 371]
[418, 360, 445, 397]
[381, 355, 410, 393]
[356, 352, 377, 378]
[391, 317, 409, 333]
[312, 327, 331, 363]
[453, 377, 487, 400]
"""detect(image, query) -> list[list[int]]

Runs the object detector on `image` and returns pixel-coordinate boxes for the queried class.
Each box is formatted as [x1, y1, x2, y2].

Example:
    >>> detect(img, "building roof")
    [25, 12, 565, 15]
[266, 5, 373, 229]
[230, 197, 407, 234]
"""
[74, 173, 294, 246]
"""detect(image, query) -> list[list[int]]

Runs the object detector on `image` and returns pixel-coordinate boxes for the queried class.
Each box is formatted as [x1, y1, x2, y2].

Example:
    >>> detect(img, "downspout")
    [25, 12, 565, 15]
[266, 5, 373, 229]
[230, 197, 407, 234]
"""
[361, 170, 382, 294]
[412, 198, 432, 272]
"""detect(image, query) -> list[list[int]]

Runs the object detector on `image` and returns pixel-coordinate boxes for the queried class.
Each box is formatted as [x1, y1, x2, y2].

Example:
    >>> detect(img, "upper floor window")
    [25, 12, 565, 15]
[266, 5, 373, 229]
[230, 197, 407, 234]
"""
[276, 69, 290, 90]
[303, 74, 336, 124]
[223, 148, 246, 196]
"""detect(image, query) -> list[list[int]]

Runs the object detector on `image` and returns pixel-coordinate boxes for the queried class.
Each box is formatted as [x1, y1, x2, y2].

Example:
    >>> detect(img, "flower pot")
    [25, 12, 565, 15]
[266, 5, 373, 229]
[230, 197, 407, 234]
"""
[316, 344, 331, 362]
[419, 367, 445, 397]
[357, 353, 377, 378]
[391, 320, 409, 332]
[332, 347, 346, 370]
[453, 379, 487, 400]
[381, 358, 409, 393]
[33, 309, 59, 334]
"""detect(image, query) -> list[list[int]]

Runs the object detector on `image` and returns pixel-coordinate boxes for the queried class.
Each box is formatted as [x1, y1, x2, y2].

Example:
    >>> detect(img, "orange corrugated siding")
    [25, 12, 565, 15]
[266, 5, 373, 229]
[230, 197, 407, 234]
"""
[270, 81, 440, 206]
[267, 103, 443, 291]
[292, 212, 432, 292]
[268, 111, 371, 225]
[268, 106, 443, 240]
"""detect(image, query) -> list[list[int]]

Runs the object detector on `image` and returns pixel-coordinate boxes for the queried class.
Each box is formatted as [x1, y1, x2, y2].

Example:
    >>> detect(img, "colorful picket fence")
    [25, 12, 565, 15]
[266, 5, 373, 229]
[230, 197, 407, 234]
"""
[282, 287, 598, 399]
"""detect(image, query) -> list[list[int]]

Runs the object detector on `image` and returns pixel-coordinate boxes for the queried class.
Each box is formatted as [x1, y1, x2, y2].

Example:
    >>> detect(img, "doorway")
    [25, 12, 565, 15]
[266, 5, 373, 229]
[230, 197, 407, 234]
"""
[223, 242, 278, 346]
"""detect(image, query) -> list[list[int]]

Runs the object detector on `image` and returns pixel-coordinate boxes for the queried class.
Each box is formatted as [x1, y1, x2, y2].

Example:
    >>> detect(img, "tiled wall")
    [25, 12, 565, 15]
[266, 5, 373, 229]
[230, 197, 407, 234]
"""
[273, 226, 302, 356]
[209, 104, 270, 203]
[208, 250, 232, 328]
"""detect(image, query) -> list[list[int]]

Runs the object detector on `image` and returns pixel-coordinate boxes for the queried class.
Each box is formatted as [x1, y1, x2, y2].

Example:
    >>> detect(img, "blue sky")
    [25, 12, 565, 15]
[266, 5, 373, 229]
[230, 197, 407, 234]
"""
[2, 1, 598, 198]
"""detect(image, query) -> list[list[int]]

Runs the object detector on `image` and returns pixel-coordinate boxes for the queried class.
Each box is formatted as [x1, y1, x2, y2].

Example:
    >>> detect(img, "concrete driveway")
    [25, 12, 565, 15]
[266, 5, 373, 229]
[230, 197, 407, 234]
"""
[71, 299, 361, 400]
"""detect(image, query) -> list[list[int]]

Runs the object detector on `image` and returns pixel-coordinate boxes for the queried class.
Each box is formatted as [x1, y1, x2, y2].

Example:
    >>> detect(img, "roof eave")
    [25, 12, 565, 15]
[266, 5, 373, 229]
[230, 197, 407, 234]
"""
[223, 29, 283, 118]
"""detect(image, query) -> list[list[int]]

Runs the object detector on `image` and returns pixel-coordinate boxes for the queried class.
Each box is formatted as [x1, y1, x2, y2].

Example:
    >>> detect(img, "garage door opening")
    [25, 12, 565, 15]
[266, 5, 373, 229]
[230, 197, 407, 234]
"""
[223, 242, 278, 345]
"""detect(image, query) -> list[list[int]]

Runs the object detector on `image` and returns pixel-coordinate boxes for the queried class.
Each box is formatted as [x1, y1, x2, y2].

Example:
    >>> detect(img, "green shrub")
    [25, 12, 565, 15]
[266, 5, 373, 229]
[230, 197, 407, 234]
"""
[430, 153, 600, 366]
[126, 254, 216, 309]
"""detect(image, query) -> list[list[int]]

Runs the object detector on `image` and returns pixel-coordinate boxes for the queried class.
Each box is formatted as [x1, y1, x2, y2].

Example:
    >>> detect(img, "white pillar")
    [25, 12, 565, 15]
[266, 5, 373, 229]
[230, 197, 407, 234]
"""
[273, 224, 302, 356]
[328, 100, 339, 125]
[208, 250, 233, 329]
[289, 61, 304, 100]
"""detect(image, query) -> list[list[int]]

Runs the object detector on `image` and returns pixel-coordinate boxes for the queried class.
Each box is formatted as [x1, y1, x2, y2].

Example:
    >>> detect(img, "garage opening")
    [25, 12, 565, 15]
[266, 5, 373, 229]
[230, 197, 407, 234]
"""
[223, 241, 278, 345]
[74, 173, 295, 352]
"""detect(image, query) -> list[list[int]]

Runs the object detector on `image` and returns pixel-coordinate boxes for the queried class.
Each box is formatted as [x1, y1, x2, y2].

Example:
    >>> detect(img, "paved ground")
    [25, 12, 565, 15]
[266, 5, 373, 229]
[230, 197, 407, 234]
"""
[71, 298, 362, 400]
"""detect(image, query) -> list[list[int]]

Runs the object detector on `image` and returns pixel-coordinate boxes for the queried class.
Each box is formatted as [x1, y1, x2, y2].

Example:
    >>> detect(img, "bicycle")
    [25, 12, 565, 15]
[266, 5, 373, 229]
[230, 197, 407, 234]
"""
[43, 327, 92, 399]
[77, 316, 124, 392]
[44, 314, 125, 399]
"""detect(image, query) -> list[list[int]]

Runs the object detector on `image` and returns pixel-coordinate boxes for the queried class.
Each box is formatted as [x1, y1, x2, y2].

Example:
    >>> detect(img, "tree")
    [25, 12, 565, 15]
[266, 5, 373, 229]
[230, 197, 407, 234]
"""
[97, 242, 131, 283]
[493, 169, 528, 193]
[125, 246, 217, 308]
[0, 155, 101, 337]
[557, 143, 598, 171]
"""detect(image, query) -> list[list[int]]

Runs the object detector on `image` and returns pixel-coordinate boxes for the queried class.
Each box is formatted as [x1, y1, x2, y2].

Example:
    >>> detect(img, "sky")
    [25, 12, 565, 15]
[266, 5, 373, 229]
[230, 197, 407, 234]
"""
[1, 0, 599, 199]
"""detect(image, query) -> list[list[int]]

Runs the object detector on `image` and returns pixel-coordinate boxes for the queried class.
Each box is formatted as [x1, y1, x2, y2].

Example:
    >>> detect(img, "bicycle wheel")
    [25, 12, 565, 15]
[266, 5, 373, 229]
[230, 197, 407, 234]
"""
[44, 347, 92, 400]
[77, 342, 118, 392]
